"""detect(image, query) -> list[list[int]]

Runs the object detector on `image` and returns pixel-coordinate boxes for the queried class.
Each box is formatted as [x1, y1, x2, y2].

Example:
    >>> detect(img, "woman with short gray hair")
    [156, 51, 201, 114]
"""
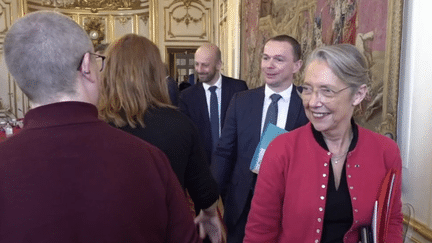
[245, 44, 402, 243]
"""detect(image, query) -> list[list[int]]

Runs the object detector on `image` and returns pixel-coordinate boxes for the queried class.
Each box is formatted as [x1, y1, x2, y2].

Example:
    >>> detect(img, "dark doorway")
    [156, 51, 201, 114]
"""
[167, 47, 197, 85]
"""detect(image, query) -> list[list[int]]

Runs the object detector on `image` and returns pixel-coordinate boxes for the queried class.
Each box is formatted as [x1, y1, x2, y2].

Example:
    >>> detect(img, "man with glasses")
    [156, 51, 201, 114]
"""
[211, 35, 309, 243]
[0, 11, 201, 242]
[78, 52, 106, 72]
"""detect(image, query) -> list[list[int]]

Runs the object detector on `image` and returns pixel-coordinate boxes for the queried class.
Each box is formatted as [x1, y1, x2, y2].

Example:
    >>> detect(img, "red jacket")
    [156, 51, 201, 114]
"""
[244, 122, 403, 243]
[0, 102, 201, 243]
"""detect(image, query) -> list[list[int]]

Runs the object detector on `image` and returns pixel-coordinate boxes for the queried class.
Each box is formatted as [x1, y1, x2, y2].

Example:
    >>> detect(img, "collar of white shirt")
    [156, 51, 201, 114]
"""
[264, 83, 293, 101]
[202, 74, 222, 91]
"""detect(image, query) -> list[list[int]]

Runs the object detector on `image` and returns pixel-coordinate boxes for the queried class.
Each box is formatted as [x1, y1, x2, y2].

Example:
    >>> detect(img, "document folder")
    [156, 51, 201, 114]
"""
[250, 123, 288, 174]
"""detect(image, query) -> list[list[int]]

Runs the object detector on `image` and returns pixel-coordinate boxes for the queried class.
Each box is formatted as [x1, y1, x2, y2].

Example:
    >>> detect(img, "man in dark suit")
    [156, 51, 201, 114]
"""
[179, 43, 248, 163]
[211, 35, 309, 243]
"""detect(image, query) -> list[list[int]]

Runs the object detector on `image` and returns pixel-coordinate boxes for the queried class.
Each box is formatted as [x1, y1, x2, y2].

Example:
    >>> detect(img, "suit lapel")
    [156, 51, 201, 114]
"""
[196, 82, 210, 125]
[285, 85, 303, 131]
[250, 87, 265, 139]
[220, 76, 232, 128]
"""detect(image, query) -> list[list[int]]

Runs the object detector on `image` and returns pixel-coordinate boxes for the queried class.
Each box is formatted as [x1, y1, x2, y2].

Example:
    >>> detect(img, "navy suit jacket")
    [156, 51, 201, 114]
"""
[179, 75, 248, 163]
[167, 76, 179, 106]
[211, 85, 309, 229]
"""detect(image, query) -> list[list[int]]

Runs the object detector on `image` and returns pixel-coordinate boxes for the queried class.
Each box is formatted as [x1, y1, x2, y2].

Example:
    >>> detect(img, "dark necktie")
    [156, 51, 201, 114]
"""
[209, 86, 219, 149]
[263, 94, 282, 132]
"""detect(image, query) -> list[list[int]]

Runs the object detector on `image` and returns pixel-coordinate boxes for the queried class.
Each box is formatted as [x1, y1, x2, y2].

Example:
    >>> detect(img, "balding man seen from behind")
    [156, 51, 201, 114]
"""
[0, 11, 201, 243]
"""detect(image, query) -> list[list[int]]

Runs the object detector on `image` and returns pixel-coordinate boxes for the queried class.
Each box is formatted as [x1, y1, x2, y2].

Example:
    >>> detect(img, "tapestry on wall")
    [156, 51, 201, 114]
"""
[241, 0, 403, 136]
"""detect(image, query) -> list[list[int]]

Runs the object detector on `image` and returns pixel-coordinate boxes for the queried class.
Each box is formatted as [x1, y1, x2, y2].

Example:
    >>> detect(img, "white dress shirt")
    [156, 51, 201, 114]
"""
[260, 84, 292, 134]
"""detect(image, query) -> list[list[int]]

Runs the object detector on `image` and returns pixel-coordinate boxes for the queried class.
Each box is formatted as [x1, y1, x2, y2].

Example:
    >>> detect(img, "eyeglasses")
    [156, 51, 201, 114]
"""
[296, 85, 351, 100]
[77, 52, 106, 72]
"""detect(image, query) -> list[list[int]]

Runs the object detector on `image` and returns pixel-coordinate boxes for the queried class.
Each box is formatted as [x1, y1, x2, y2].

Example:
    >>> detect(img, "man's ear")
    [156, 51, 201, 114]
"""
[216, 60, 222, 72]
[352, 84, 367, 106]
[80, 53, 91, 75]
[293, 59, 303, 74]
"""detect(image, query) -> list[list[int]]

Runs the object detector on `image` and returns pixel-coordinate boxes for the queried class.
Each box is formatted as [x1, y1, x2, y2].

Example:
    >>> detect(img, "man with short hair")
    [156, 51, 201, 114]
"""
[211, 35, 309, 243]
[179, 43, 248, 163]
[0, 11, 200, 243]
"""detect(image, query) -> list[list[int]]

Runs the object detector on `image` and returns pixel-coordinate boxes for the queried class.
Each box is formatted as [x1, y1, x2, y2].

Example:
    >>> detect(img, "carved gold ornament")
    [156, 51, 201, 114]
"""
[140, 14, 149, 25]
[83, 17, 105, 47]
[41, 0, 141, 12]
[171, 0, 204, 26]
[172, 11, 203, 26]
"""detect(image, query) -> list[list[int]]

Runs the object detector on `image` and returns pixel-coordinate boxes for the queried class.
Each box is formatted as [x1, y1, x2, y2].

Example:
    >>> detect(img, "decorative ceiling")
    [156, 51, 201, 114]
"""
[28, 0, 145, 12]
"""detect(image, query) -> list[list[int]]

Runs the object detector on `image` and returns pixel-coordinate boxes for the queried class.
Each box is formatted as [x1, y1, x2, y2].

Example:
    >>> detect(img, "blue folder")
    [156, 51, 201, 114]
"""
[250, 123, 288, 174]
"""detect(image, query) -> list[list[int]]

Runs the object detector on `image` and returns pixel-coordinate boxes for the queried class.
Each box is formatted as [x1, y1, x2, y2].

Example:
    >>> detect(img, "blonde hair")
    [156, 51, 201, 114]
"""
[98, 34, 173, 128]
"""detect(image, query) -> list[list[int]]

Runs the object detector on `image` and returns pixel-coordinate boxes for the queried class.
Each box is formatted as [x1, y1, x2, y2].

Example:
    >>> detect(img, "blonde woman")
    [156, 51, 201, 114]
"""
[98, 34, 223, 242]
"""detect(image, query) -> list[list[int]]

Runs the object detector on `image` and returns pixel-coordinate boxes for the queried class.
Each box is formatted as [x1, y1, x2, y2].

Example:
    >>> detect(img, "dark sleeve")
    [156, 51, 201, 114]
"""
[295, 108, 309, 130]
[167, 77, 180, 106]
[184, 121, 219, 210]
[239, 80, 248, 91]
[149, 147, 202, 243]
[211, 93, 239, 198]
[179, 91, 191, 118]
[292, 86, 309, 129]
[296, 98, 309, 128]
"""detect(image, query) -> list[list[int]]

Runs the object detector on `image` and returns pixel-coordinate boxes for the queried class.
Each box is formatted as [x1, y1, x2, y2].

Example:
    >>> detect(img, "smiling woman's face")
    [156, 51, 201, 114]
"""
[302, 59, 356, 135]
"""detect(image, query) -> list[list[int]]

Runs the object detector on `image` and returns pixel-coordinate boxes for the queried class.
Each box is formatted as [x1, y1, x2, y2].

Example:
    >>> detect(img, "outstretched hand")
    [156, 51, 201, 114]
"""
[194, 200, 226, 243]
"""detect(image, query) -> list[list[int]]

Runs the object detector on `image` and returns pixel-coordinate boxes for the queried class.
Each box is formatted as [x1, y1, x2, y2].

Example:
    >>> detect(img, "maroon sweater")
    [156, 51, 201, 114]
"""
[0, 102, 201, 243]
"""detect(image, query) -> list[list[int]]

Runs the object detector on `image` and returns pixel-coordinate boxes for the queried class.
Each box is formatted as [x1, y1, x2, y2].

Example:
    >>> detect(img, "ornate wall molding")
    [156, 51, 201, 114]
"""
[164, 0, 210, 41]
[28, 0, 147, 13]
[378, 0, 404, 139]
[38, 0, 141, 12]
[0, 0, 13, 52]
[27, 0, 150, 46]
[404, 215, 432, 242]
[0, 0, 29, 119]
[169, 0, 205, 26]
[172, 9, 203, 26]
[116, 16, 131, 25]
[217, 0, 227, 73]
[139, 13, 148, 25]
[83, 16, 105, 46]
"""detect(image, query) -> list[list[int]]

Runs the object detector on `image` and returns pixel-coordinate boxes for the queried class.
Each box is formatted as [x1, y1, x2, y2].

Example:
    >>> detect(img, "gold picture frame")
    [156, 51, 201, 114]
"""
[379, 0, 404, 139]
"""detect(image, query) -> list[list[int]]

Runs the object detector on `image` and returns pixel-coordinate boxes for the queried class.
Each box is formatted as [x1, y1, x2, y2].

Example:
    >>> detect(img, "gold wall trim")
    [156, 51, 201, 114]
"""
[149, 0, 158, 45]
[379, 0, 404, 138]
[164, 2, 210, 41]
[407, 237, 423, 243]
[19, 0, 27, 18]
[116, 16, 132, 25]
[0, 1, 13, 51]
[107, 14, 114, 41]
[404, 215, 432, 241]
[28, 4, 148, 14]
[83, 16, 105, 46]
[29, 0, 142, 12]
[139, 13, 149, 25]
[27, 3, 150, 45]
